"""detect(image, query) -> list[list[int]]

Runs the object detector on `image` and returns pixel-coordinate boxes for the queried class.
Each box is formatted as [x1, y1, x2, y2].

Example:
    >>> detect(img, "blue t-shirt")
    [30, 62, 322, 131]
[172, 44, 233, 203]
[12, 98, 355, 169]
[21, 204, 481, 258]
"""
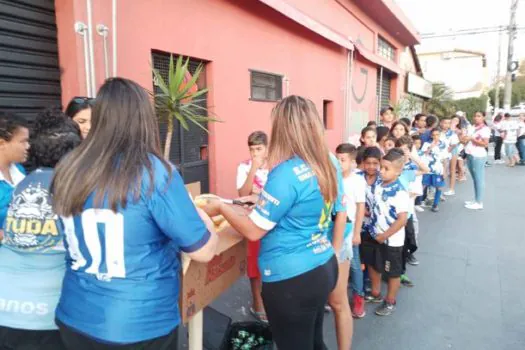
[249, 157, 334, 282]
[0, 168, 64, 331]
[0, 164, 26, 228]
[421, 130, 432, 143]
[399, 162, 417, 191]
[55, 157, 211, 344]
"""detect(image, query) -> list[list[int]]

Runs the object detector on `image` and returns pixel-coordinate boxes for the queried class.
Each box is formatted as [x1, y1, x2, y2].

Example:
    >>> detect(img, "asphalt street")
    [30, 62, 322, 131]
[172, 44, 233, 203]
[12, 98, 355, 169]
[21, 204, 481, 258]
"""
[181, 162, 525, 350]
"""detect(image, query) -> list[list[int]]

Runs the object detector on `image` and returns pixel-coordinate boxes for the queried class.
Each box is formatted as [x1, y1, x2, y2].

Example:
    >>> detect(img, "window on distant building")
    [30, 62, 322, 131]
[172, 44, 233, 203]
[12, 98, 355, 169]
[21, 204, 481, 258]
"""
[250, 70, 283, 101]
[378, 36, 395, 62]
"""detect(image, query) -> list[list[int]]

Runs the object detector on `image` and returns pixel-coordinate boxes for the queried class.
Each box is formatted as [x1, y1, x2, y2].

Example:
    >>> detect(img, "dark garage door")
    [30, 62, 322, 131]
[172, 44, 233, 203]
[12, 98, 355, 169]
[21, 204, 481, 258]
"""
[0, 0, 62, 121]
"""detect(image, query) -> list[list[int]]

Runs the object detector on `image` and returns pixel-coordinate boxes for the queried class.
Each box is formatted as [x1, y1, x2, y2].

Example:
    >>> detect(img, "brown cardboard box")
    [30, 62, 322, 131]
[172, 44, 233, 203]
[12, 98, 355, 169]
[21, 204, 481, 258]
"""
[181, 182, 247, 324]
[181, 226, 246, 323]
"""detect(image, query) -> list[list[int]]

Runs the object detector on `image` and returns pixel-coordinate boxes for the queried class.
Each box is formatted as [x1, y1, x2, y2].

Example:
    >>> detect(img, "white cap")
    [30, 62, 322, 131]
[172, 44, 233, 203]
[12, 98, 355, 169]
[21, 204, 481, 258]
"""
[455, 111, 465, 117]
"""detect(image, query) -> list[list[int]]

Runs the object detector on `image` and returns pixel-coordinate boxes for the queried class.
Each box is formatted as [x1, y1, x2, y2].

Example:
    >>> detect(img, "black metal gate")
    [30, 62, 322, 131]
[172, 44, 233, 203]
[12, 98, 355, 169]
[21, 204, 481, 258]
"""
[0, 0, 62, 121]
[151, 50, 210, 193]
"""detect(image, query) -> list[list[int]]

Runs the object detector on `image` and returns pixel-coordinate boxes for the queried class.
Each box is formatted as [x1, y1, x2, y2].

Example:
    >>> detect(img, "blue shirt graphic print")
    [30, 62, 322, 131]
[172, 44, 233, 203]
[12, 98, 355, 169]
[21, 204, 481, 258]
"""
[56, 157, 211, 344]
[0, 168, 65, 331]
[249, 156, 334, 283]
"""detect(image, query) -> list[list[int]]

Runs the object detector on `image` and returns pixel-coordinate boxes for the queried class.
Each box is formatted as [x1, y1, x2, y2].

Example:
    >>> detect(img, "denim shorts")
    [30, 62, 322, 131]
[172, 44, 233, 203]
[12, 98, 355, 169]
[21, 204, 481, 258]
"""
[505, 143, 517, 157]
[337, 234, 354, 263]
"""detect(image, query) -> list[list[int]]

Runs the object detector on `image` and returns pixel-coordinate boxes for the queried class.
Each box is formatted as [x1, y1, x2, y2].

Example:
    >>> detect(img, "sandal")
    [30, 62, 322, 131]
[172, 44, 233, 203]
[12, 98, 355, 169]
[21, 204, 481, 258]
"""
[250, 307, 268, 323]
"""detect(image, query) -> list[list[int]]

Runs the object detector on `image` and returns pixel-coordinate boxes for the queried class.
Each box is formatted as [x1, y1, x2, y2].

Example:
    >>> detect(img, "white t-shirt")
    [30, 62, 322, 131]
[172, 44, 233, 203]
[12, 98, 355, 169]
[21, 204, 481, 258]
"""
[493, 121, 502, 137]
[342, 171, 366, 223]
[371, 179, 410, 247]
[236, 160, 269, 193]
[519, 121, 525, 138]
[500, 120, 519, 144]
[465, 125, 491, 157]
[440, 130, 459, 159]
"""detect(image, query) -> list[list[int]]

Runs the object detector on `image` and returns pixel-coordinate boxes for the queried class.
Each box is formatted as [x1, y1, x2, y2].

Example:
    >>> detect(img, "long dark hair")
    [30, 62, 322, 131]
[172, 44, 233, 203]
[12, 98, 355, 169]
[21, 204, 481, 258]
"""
[52, 78, 171, 216]
[65, 96, 94, 119]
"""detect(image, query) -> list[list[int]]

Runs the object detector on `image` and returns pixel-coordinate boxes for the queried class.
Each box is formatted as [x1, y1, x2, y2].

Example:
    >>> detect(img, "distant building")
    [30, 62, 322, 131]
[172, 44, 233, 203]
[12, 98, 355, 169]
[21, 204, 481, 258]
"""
[418, 49, 489, 100]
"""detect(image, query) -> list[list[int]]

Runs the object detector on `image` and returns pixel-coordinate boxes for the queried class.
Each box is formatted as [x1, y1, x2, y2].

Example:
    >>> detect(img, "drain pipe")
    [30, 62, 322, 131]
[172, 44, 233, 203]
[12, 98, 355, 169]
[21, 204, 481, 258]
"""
[112, 0, 117, 76]
[86, 0, 96, 94]
[74, 22, 92, 97]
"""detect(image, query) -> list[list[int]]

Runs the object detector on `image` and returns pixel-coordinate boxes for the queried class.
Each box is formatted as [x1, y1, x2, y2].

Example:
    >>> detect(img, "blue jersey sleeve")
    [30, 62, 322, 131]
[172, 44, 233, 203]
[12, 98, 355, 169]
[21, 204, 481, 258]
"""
[148, 166, 210, 253]
[249, 164, 297, 231]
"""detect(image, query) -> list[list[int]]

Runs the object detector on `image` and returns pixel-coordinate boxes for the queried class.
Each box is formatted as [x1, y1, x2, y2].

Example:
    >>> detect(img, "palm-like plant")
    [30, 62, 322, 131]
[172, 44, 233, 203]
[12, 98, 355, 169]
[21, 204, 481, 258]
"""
[425, 83, 455, 117]
[151, 55, 219, 159]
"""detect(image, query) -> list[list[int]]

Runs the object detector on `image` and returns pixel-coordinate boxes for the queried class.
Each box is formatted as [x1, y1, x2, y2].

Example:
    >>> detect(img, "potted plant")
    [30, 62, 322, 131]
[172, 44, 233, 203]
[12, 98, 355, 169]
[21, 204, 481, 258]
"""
[151, 55, 219, 159]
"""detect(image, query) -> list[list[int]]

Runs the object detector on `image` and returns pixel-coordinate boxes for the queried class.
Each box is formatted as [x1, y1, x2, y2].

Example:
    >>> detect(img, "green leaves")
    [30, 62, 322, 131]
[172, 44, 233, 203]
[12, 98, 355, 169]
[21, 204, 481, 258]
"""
[150, 55, 220, 133]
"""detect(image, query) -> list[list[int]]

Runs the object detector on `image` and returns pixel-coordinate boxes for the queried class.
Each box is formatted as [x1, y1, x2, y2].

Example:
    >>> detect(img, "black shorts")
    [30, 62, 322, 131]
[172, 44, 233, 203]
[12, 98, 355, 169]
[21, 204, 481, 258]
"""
[360, 232, 403, 278]
[0, 325, 65, 350]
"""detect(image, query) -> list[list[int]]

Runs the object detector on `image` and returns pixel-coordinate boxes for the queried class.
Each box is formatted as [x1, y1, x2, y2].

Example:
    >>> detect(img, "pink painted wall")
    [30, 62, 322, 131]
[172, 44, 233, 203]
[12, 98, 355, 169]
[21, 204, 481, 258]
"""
[55, 0, 347, 198]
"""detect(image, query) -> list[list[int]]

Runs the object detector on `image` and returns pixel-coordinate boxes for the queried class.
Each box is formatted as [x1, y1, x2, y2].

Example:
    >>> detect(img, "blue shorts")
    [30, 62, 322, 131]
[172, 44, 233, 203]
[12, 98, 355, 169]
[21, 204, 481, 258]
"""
[423, 174, 445, 188]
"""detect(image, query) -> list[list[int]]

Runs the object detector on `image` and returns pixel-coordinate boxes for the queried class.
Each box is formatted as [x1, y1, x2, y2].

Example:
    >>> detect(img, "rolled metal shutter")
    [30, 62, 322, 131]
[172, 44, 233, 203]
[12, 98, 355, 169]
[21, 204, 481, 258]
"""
[376, 68, 392, 112]
[0, 0, 61, 121]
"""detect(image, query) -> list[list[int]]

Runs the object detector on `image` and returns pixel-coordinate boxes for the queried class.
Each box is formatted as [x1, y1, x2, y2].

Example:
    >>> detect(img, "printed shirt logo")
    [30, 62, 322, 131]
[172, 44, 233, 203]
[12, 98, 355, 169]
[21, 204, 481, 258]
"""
[3, 182, 62, 252]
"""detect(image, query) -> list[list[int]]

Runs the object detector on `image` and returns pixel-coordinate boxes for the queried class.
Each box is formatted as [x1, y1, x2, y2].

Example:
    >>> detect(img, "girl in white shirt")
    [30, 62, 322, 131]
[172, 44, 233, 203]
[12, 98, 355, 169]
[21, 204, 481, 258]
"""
[462, 111, 491, 210]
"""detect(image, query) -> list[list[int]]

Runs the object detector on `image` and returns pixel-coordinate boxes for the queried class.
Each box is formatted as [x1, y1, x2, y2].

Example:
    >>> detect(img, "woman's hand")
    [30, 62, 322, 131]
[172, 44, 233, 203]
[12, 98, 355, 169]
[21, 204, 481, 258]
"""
[200, 197, 223, 218]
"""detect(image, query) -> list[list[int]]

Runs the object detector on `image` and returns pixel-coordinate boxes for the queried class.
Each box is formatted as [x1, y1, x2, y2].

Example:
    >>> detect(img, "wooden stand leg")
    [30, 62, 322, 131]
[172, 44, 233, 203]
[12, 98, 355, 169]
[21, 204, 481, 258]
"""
[188, 310, 203, 350]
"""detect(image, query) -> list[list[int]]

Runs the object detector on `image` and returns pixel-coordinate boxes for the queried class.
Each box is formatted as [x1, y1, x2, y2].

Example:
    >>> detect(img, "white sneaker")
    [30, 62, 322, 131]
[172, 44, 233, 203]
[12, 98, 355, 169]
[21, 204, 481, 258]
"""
[465, 202, 483, 210]
[495, 160, 505, 164]
[464, 200, 475, 206]
[415, 205, 425, 212]
[444, 190, 455, 196]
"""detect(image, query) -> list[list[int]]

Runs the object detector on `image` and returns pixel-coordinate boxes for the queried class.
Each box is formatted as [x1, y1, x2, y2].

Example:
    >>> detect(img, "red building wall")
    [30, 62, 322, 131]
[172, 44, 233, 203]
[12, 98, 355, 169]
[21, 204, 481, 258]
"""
[55, 0, 415, 198]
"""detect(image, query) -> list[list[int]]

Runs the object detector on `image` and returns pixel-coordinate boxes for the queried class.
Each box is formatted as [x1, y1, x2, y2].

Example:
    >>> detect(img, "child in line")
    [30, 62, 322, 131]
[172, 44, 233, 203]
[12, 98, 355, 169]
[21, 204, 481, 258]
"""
[236, 131, 269, 323]
[376, 127, 390, 154]
[411, 134, 426, 214]
[395, 136, 430, 286]
[367, 121, 377, 129]
[363, 148, 409, 316]
[335, 144, 367, 319]
[384, 136, 397, 153]
[360, 126, 377, 147]
[421, 128, 446, 212]
[499, 113, 520, 167]
[411, 113, 427, 135]
[439, 116, 458, 197]
[421, 115, 439, 143]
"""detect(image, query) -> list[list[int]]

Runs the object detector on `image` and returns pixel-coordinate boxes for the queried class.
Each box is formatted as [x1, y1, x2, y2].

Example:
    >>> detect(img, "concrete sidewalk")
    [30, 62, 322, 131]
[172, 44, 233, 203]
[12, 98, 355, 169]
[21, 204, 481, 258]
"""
[182, 163, 525, 349]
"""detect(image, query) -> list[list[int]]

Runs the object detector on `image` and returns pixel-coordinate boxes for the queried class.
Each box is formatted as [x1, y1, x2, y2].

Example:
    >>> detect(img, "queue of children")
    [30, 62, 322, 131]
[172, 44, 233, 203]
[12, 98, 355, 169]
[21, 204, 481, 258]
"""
[0, 85, 498, 350]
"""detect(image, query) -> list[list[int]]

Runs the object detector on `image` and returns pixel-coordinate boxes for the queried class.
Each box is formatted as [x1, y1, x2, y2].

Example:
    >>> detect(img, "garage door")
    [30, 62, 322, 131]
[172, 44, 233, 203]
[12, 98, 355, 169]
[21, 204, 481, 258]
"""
[0, 0, 61, 121]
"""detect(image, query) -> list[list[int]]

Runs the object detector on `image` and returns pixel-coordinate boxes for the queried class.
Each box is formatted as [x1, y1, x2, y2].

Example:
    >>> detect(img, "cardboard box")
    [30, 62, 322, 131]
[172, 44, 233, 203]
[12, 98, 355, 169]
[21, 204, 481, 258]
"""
[181, 182, 247, 324]
[181, 226, 246, 323]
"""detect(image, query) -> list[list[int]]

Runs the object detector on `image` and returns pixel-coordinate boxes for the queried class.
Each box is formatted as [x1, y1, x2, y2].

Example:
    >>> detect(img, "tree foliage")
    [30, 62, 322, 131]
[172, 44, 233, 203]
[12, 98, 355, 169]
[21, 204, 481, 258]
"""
[424, 83, 455, 117]
[488, 75, 525, 108]
[452, 96, 489, 122]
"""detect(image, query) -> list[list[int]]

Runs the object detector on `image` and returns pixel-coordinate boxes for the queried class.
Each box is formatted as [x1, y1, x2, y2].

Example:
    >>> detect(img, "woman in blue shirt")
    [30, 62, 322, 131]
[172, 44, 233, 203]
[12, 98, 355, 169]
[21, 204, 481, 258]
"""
[203, 95, 339, 350]
[0, 112, 30, 238]
[0, 108, 81, 350]
[50, 78, 218, 349]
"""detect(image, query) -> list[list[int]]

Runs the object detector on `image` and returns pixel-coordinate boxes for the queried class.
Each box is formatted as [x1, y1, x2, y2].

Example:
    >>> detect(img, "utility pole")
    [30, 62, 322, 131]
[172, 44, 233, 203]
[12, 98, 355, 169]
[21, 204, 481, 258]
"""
[503, 0, 519, 110]
[495, 29, 503, 112]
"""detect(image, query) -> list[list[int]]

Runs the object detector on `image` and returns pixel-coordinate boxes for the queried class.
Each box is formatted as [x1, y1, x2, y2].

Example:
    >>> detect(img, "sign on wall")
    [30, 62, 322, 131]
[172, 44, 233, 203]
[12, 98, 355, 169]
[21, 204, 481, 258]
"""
[406, 73, 432, 99]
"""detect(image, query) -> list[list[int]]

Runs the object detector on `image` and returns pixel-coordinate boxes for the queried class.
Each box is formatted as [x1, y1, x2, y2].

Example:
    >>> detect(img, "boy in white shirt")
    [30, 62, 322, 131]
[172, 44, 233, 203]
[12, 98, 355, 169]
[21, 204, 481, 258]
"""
[335, 143, 367, 318]
[499, 113, 520, 167]
[363, 148, 409, 316]
[236, 131, 269, 322]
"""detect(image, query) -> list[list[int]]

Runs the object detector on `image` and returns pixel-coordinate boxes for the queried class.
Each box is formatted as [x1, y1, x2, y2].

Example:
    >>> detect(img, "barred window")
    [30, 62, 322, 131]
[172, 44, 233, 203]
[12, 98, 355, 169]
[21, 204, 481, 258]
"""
[378, 36, 395, 62]
[250, 71, 282, 101]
